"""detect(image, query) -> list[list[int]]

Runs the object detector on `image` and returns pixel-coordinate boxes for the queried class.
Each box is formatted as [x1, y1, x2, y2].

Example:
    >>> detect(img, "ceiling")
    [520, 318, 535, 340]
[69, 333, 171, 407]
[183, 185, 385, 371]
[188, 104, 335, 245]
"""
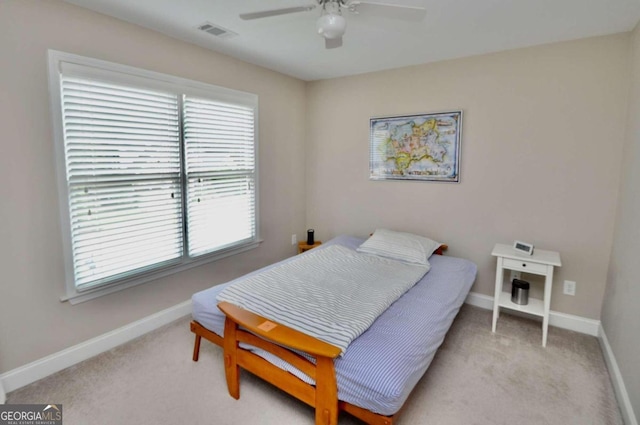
[64, 0, 640, 81]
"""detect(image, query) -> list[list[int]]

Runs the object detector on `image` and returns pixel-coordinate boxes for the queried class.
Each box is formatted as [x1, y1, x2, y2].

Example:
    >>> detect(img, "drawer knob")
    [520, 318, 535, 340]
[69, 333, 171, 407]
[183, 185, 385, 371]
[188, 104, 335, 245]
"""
[522, 263, 526, 267]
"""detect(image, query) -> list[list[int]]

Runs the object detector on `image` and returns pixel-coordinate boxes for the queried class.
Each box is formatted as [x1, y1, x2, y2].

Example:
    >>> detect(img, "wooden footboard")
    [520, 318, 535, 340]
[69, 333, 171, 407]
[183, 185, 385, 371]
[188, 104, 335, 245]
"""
[191, 306, 397, 425]
[218, 301, 341, 425]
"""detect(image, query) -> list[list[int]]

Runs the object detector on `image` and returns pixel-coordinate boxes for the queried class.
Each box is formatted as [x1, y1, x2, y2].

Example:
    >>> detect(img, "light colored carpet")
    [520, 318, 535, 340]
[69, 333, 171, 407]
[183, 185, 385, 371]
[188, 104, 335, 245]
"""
[7, 305, 622, 424]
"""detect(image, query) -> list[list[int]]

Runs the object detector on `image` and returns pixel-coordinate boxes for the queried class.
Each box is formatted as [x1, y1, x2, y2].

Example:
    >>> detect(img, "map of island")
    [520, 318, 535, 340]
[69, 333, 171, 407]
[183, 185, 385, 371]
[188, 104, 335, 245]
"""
[370, 111, 461, 182]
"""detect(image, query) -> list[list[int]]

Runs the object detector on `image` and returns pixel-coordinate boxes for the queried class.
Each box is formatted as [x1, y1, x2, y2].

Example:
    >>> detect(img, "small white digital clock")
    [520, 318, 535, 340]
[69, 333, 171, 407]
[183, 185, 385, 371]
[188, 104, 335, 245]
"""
[513, 240, 534, 255]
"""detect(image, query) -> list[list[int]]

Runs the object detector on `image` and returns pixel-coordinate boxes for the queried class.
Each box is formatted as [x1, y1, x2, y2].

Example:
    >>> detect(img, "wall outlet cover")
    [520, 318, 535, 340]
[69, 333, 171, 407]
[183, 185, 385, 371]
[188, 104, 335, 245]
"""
[563, 280, 576, 296]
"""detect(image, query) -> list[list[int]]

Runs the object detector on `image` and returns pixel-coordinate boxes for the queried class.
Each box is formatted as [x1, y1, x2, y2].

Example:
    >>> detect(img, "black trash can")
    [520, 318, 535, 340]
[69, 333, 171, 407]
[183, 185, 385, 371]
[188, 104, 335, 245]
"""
[511, 279, 530, 305]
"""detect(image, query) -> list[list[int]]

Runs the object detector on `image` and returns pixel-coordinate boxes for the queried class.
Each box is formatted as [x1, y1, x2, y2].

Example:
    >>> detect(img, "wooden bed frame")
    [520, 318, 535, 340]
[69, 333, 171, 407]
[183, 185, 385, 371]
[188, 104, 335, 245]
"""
[190, 244, 448, 425]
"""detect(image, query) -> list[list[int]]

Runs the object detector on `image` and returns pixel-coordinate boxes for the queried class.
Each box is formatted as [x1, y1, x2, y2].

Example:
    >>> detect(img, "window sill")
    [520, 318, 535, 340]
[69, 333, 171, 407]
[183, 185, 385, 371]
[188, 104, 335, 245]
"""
[60, 239, 263, 305]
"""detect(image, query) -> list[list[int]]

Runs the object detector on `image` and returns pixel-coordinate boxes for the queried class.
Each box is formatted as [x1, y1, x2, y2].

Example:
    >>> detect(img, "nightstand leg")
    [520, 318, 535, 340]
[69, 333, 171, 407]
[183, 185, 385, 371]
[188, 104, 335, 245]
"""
[542, 268, 554, 347]
[492, 257, 503, 333]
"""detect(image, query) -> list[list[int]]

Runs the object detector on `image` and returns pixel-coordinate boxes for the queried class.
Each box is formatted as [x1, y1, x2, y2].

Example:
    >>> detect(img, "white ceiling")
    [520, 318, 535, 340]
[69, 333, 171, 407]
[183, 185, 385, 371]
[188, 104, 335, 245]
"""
[65, 0, 640, 81]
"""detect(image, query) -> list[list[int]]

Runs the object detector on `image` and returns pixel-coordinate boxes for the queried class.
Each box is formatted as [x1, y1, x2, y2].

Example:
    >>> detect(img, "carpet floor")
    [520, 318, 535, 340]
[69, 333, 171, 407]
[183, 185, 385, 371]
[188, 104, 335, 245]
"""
[7, 305, 622, 424]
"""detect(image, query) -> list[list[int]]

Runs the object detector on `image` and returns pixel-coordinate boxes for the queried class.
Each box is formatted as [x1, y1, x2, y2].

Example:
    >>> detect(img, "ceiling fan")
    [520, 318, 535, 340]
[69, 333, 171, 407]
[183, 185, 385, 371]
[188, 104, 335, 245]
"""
[240, 0, 426, 49]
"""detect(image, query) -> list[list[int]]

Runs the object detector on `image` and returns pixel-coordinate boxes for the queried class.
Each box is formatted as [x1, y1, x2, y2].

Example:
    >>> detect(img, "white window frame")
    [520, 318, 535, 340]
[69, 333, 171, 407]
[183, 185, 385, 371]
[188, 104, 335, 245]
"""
[47, 50, 260, 304]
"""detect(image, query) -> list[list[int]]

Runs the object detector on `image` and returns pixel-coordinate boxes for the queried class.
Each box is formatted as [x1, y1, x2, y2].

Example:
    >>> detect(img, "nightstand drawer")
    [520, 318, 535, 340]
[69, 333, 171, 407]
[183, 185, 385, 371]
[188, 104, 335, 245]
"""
[503, 258, 548, 274]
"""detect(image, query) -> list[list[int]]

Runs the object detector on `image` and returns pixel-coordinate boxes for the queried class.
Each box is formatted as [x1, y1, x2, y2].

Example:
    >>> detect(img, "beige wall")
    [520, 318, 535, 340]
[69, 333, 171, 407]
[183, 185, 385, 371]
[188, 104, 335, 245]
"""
[602, 23, 640, 418]
[306, 34, 630, 319]
[0, 1, 306, 373]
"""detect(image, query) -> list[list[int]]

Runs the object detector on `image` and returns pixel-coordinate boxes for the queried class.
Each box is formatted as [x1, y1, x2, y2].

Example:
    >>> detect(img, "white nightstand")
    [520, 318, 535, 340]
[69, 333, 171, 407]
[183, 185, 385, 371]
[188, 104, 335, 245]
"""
[491, 243, 562, 347]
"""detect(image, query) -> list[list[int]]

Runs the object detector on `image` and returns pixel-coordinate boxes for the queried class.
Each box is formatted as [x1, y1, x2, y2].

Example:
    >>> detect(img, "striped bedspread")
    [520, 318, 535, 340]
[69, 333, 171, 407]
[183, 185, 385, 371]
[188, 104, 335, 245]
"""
[216, 244, 429, 355]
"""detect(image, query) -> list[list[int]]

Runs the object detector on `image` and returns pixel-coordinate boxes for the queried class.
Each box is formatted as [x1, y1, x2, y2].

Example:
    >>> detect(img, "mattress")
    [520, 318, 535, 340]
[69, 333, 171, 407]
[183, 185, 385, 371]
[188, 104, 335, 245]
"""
[192, 235, 477, 416]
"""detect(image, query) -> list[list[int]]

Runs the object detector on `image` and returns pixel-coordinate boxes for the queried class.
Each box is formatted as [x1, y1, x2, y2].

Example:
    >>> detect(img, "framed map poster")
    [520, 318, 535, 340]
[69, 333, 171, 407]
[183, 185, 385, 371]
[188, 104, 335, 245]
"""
[370, 111, 462, 182]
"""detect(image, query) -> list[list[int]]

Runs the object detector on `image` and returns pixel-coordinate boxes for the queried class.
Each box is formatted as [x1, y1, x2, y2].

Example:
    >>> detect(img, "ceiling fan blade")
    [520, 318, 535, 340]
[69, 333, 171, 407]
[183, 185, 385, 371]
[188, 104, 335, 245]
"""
[349, 1, 426, 21]
[240, 5, 316, 20]
[325, 37, 343, 49]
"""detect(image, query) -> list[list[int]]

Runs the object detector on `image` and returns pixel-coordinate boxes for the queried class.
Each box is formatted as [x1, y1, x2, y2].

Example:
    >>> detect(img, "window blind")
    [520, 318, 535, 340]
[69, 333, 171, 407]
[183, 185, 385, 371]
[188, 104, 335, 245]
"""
[61, 76, 183, 290]
[183, 96, 256, 256]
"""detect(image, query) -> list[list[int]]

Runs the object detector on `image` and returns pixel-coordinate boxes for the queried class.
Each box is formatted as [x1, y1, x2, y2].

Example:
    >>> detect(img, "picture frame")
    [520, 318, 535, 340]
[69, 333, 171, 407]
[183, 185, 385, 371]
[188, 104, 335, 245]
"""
[369, 111, 462, 182]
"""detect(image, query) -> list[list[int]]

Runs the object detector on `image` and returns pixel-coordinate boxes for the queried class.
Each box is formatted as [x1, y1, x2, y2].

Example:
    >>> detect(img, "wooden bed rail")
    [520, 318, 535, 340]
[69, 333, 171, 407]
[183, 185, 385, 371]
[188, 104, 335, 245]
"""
[434, 244, 448, 255]
[217, 302, 341, 358]
[217, 302, 342, 425]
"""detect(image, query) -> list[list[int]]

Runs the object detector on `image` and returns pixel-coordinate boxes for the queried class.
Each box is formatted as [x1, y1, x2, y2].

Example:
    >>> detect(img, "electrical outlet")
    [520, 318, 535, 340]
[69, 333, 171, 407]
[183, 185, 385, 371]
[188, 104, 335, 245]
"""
[563, 280, 576, 296]
[291, 234, 297, 245]
[510, 270, 521, 282]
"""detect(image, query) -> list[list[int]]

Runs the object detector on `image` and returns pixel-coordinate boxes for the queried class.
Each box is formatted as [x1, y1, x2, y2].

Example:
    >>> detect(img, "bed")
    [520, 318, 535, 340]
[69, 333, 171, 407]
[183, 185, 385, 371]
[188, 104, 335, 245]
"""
[191, 234, 477, 425]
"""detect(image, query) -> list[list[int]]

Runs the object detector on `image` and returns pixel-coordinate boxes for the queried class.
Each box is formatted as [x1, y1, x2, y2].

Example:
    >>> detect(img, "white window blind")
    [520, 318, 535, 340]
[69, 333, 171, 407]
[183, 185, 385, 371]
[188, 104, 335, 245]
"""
[61, 76, 184, 290]
[50, 51, 259, 300]
[183, 96, 256, 256]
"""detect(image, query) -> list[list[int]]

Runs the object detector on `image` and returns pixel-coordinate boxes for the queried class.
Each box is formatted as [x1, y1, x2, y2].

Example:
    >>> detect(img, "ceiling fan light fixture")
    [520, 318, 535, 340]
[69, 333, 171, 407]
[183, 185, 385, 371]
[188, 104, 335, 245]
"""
[316, 12, 346, 39]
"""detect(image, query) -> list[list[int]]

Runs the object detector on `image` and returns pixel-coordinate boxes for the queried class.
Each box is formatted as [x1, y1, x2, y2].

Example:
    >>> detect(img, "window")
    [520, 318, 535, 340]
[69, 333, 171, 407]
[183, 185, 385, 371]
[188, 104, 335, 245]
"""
[48, 51, 259, 303]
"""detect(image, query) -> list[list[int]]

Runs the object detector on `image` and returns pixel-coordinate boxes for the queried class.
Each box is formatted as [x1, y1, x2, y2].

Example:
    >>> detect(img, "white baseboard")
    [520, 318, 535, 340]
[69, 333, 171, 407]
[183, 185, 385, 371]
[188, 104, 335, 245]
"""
[464, 291, 601, 336]
[549, 310, 600, 336]
[599, 325, 638, 425]
[0, 300, 191, 394]
[464, 291, 495, 310]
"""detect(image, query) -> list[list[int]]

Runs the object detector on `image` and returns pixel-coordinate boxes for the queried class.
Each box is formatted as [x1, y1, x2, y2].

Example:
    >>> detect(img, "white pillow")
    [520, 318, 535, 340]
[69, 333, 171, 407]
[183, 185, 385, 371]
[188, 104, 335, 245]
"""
[356, 229, 442, 265]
